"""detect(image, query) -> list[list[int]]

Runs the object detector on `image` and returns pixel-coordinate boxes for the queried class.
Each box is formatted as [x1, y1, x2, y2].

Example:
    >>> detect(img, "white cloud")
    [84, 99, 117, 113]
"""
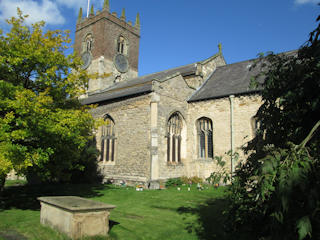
[0, 0, 65, 25]
[295, 0, 319, 4]
[0, 0, 105, 27]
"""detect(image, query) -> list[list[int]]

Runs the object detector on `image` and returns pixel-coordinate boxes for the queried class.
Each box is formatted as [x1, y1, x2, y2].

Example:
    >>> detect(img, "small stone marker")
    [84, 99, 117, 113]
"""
[38, 196, 116, 239]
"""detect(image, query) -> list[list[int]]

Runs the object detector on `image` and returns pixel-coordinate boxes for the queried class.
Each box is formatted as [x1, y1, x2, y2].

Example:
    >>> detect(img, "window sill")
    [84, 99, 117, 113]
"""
[166, 162, 184, 166]
[195, 158, 214, 163]
[100, 161, 116, 166]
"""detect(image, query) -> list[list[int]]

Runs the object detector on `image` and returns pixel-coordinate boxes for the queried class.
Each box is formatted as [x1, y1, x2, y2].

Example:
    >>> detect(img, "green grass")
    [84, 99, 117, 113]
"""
[0, 183, 229, 240]
[4, 179, 27, 187]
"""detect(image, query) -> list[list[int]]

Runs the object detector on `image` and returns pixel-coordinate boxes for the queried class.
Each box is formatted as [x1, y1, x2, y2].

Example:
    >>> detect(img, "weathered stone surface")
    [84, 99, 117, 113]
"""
[90, 95, 151, 183]
[38, 196, 116, 239]
[187, 94, 262, 177]
[148, 180, 160, 190]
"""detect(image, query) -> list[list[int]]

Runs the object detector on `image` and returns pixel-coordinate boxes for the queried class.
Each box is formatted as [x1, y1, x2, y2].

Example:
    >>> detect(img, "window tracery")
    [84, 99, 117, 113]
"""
[197, 117, 213, 158]
[167, 113, 182, 163]
[117, 36, 126, 54]
[101, 115, 115, 162]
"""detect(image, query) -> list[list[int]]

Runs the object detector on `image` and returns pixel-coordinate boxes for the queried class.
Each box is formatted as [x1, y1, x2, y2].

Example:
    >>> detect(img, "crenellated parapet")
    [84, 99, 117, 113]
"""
[76, 0, 140, 36]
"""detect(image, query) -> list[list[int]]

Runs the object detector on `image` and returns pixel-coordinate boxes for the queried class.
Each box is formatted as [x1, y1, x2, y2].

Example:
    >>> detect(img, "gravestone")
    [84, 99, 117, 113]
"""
[38, 196, 116, 239]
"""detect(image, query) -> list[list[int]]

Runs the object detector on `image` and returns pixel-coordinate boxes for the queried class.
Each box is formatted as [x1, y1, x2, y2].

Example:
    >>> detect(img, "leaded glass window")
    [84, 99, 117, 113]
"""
[167, 113, 182, 163]
[101, 116, 115, 162]
[197, 118, 213, 158]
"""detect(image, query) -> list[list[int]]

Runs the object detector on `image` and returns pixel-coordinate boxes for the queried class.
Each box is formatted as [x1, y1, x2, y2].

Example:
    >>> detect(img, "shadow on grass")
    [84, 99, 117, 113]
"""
[109, 220, 120, 231]
[0, 230, 28, 240]
[0, 183, 112, 211]
[177, 198, 231, 240]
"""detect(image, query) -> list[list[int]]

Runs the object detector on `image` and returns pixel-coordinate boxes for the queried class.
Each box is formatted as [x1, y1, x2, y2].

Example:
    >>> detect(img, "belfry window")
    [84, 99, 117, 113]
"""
[167, 113, 182, 163]
[197, 117, 213, 158]
[83, 34, 93, 52]
[100, 116, 115, 162]
[117, 36, 125, 54]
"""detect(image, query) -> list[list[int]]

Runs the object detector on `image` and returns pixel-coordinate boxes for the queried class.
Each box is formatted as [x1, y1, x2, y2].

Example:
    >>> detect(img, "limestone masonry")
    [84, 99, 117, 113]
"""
[77, 0, 263, 187]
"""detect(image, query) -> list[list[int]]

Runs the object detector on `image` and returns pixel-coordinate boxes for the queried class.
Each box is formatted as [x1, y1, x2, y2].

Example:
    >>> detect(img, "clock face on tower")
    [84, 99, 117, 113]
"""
[81, 51, 92, 69]
[114, 54, 129, 73]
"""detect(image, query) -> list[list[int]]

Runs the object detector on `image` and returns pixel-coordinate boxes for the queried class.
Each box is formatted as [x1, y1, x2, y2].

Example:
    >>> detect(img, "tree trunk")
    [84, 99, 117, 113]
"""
[0, 174, 6, 193]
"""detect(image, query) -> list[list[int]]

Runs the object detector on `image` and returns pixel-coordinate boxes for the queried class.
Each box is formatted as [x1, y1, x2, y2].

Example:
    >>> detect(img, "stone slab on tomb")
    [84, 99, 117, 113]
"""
[38, 196, 116, 239]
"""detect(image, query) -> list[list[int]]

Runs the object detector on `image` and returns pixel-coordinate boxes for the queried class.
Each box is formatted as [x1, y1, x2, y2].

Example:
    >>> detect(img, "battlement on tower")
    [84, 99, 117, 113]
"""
[76, 0, 140, 36]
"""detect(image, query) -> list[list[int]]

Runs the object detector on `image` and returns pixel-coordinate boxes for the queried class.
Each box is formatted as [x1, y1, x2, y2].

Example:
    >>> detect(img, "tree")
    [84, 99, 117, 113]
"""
[226, 14, 320, 240]
[0, 10, 97, 190]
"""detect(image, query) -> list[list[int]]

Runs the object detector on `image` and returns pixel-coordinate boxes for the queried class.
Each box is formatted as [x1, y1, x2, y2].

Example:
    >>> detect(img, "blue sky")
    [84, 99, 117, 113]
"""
[0, 0, 318, 76]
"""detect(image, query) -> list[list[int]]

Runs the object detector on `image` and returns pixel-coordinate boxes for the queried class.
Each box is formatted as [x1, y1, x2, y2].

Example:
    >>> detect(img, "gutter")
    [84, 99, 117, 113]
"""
[188, 89, 261, 103]
[229, 95, 235, 177]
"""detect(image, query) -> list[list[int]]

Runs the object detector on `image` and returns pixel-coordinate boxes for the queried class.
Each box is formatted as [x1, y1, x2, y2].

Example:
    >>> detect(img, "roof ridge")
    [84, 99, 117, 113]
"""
[137, 62, 197, 78]
[216, 49, 298, 70]
[215, 58, 255, 70]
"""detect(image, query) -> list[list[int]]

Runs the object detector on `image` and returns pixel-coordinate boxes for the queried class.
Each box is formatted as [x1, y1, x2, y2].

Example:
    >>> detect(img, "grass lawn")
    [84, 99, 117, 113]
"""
[0, 181, 230, 240]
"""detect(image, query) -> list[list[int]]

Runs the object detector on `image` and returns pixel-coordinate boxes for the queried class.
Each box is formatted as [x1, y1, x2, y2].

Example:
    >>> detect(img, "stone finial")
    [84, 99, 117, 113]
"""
[90, 4, 94, 16]
[135, 13, 140, 28]
[218, 43, 222, 53]
[121, 8, 126, 21]
[103, 0, 110, 11]
[77, 7, 83, 22]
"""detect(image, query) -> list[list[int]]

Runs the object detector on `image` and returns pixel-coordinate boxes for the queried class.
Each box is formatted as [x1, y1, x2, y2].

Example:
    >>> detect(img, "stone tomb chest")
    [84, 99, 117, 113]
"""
[38, 196, 116, 239]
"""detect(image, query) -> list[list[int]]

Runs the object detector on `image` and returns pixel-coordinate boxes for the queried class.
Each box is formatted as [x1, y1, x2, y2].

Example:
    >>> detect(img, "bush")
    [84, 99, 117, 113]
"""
[206, 153, 235, 185]
[189, 176, 203, 184]
[180, 176, 190, 184]
[165, 178, 183, 187]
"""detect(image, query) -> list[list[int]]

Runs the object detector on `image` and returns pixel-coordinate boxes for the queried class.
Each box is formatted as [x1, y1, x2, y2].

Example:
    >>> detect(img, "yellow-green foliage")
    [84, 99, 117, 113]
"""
[0, 9, 89, 98]
[180, 176, 203, 184]
[0, 10, 96, 184]
[180, 176, 189, 184]
[189, 176, 203, 184]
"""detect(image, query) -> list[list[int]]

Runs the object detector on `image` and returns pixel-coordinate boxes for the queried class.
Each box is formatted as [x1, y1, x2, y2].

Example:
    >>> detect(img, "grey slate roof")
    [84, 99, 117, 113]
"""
[188, 59, 263, 102]
[81, 63, 197, 105]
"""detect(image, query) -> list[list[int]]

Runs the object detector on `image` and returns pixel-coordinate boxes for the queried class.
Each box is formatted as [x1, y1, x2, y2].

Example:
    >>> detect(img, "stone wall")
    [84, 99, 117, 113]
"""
[201, 54, 226, 80]
[90, 94, 151, 183]
[147, 73, 262, 182]
[156, 75, 194, 180]
[187, 94, 262, 178]
[87, 77, 262, 184]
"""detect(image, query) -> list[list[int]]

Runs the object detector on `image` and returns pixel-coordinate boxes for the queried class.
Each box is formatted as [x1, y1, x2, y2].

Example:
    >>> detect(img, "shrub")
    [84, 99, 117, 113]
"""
[165, 178, 183, 187]
[180, 176, 190, 184]
[189, 176, 203, 184]
[206, 152, 235, 185]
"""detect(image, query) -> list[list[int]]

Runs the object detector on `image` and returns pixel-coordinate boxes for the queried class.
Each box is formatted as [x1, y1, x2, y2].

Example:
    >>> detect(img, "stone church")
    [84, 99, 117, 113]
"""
[75, 1, 262, 186]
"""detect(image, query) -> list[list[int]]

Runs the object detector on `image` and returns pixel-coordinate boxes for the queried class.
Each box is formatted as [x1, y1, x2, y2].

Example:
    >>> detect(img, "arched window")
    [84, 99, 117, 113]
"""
[117, 36, 125, 54]
[83, 34, 93, 52]
[197, 117, 213, 158]
[167, 113, 182, 163]
[251, 116, 261, 138]
[100, 116, 115, 162]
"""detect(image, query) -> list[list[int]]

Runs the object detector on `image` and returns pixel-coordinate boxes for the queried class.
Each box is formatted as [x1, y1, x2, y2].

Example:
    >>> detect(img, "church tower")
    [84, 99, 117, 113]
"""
[74, 0, 140, 94]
